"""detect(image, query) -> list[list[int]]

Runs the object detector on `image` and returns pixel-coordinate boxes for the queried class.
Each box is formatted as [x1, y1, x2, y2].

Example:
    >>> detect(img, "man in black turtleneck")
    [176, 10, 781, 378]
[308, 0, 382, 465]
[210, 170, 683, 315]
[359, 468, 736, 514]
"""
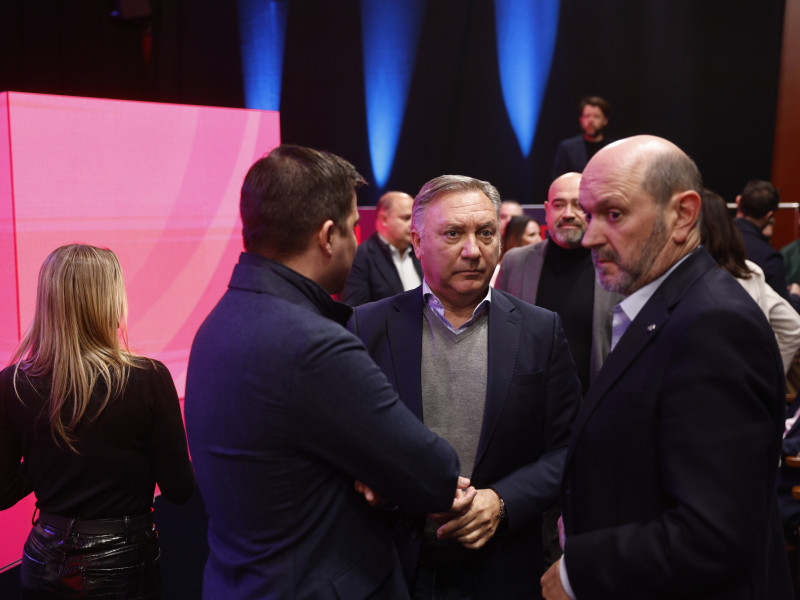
[496, 172, 622, 394]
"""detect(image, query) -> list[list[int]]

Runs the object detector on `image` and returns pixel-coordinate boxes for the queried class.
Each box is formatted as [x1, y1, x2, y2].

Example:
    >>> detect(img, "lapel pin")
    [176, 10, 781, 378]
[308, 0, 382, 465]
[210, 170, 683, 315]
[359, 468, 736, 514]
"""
[647, 324, 656, 332]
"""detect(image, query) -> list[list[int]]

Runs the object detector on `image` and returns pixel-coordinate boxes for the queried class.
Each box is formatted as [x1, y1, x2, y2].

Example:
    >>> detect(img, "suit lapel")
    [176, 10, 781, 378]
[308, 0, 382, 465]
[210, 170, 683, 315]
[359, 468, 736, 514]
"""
[386, 289, 424, 418]
[371, 234, 404, 293]
[566, 249, 714, 467]
[522, 241, 546, 303]
[474, 291, 519, 471]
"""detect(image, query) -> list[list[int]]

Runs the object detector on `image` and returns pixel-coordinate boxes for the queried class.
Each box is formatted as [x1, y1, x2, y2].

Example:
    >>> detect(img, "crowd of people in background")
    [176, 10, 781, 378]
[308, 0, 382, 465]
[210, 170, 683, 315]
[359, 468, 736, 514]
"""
[4, 95, 800, 600]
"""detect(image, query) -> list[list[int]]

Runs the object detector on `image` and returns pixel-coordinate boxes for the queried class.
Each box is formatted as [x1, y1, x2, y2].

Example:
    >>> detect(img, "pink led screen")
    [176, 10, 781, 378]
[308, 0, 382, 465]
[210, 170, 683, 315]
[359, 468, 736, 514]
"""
[0, 92, 280, 571]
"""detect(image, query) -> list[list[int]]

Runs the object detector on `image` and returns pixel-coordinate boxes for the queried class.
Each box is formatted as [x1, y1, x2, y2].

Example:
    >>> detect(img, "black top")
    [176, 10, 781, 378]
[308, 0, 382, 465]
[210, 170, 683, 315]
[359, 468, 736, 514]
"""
[537, 239, 595, 394]
[584, 138, 605, 162]
[0, 360, 194, 518]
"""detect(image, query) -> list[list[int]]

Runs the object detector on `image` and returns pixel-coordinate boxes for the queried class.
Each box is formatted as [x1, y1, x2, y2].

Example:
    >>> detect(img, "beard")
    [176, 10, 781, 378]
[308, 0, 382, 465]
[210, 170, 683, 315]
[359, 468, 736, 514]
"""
[550, 219, 586, 247]
[592, 215, 668, 295]
[583, 123, 605, 140]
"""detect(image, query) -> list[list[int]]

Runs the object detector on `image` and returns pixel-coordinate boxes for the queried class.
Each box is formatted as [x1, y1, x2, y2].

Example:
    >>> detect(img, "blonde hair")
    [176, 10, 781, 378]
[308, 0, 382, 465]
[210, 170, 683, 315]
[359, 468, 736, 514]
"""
[11, 244, 147, 452]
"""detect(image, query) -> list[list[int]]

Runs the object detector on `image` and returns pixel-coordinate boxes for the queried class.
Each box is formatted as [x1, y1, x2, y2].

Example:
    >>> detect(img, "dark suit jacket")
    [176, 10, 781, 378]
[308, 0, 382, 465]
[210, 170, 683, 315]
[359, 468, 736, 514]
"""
[562, 249, 792, 599]
[734, 217, 800, 313]
[349, 287, 581, 597]
[495, 239, 622, 386]
[185, 253, 460, 600]
[551, 135, 613, 180]
[342, 232, 423, 306]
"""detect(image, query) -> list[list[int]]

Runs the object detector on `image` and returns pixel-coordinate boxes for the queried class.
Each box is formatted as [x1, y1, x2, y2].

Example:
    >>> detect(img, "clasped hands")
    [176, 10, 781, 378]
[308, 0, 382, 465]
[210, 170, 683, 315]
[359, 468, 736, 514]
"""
[354, 476, 503, 549]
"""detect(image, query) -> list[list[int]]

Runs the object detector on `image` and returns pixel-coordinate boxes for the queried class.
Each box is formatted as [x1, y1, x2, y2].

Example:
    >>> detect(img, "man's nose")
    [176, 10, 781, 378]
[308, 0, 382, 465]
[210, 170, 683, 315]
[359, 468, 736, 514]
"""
[582, 220, 602, 248]
[461, 235, 481, 259]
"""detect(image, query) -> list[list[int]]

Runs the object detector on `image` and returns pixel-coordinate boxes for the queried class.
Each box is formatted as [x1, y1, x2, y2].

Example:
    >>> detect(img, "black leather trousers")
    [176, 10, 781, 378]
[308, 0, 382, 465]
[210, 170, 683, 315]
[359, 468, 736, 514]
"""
[20, 518, 162, 599]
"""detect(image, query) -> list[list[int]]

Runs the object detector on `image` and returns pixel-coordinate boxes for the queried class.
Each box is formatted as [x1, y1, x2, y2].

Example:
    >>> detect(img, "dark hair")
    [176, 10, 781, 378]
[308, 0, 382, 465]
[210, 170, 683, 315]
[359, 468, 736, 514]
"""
[580, 96, 611, 118]
[240, 145, 366, 258]
[700, 189, 751, 280]
[501, 215, 534, 261]
[738, 179, 779, 218]
[641, 149, 703, 208]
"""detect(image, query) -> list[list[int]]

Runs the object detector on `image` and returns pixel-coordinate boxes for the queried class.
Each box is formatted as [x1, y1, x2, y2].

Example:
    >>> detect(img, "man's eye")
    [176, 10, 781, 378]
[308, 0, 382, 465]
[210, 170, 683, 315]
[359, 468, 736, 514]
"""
[480, 229, 494, 238]
[583, 212, 592, 222]
[607, 210, 622, 221]
[445, 231, 459, 239]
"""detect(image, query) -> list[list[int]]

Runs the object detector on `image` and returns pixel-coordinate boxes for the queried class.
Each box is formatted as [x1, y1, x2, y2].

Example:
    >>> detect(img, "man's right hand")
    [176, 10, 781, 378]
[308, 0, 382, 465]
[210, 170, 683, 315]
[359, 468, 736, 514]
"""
[429, 476, 476, 524]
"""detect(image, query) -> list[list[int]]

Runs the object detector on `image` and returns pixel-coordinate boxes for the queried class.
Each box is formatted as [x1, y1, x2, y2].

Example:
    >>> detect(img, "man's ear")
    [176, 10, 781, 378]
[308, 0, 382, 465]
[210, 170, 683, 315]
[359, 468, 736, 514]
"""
[318, 219, 335, 258]
[411, 230, 422, 260]
[671, 190, 701, 244]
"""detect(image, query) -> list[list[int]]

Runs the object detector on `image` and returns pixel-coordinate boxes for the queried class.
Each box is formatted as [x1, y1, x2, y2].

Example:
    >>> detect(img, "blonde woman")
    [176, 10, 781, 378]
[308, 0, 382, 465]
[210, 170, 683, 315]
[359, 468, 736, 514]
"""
[0, 244, 194, 599]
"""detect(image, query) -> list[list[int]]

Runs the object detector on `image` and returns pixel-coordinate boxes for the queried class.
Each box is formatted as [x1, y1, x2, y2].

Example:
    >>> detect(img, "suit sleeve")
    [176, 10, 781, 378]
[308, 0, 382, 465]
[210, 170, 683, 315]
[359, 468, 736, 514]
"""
[341, 246, 372, 307]
[489, 312, 580, 530]
[566, 308, 784, 598]
[494, 247, 522, 294]
[150, 362, 195, 504]
[294, 327, 460, 515]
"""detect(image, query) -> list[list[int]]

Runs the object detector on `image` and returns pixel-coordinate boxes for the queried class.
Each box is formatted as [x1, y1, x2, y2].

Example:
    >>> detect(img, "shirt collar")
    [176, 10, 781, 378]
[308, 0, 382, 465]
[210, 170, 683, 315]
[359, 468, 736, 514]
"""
[421, 279, 492, 334]
[616, 251, 692, 324]
[377, 232, 412, 259]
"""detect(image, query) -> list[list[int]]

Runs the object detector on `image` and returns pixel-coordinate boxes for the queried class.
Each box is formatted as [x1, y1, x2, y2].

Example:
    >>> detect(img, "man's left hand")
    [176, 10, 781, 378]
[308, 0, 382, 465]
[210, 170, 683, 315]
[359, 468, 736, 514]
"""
[435, 488, 502, 549]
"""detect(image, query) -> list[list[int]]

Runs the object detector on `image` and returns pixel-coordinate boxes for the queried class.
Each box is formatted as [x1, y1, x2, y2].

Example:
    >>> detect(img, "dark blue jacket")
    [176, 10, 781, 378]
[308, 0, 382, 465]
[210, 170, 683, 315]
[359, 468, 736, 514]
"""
[350, 287, 581, 597]
[342, 232, 423, 306]
[563, 249, 792, 599]
[186, 253, 460, 600]
[734, 217, 800, 313]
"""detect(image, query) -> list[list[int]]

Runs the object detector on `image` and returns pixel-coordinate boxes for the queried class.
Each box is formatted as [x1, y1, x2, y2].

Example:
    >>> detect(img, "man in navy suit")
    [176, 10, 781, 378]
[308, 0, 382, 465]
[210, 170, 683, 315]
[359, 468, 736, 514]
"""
[734, 179, 800, 313]
[551, 96, 613, 181]
[349, 175, 582, 598]
[185, 146, 464, 600]
[541, 136, 793, 599]
[342, 191, 423, 306]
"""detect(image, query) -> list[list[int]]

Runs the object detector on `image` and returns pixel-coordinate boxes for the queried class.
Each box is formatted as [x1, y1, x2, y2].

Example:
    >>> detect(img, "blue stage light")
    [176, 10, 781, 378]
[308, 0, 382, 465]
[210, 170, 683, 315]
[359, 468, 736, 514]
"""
[361, 0, 425, 188]
[238, 0, 289, 111]
[494, 0, 560, 158]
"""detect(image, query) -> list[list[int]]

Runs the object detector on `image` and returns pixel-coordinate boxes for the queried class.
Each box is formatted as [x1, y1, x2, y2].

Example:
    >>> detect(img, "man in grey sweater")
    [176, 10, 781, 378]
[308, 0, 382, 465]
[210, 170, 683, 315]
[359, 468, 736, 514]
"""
[349, 174, 582, 599]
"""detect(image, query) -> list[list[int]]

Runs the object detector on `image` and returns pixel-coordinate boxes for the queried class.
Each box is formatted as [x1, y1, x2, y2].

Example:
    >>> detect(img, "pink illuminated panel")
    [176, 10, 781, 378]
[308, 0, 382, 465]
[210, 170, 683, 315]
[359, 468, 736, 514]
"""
[0, 92, 280, 571]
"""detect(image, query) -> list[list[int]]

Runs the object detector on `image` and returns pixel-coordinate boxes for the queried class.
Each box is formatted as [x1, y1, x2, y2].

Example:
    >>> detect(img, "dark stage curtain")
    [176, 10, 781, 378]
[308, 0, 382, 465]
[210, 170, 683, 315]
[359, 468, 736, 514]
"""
[0, 0, 786, 205]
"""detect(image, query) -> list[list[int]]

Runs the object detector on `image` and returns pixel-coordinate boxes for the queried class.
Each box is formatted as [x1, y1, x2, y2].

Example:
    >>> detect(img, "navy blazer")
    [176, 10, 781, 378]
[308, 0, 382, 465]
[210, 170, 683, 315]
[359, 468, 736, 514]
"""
[186, 253, 460, 600]
[734, 217, 800, 313]
[551, 135, 614, 181]
[562, 249, 792, 599]
[342, 232, 423, 306]
[349, 287, 581, 597]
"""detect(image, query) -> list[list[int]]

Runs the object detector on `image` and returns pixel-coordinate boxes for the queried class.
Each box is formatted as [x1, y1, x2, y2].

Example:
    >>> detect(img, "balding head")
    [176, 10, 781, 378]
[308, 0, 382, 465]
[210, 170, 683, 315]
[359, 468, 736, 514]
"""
[579, 135, 703, 296]
[545, 172, 585, 248]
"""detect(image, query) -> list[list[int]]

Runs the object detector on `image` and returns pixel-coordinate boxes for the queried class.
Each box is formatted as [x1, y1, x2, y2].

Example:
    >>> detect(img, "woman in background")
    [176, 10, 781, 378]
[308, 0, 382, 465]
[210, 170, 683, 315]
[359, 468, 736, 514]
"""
[0, 244, 194, 599]
[491, 215, 542, 286]
[501, 214, 542, 261]
[701, 190, 800, 374]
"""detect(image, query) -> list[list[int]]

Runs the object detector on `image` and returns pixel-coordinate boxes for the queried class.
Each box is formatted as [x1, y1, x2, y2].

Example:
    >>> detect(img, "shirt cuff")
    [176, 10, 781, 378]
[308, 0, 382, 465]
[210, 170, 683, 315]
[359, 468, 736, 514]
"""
[559, 555, 577, 600]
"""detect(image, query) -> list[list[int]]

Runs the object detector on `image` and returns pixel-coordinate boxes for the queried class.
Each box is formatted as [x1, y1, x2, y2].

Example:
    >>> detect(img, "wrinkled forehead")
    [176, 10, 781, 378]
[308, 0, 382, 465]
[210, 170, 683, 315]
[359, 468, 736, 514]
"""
[430, 190, 497, 222]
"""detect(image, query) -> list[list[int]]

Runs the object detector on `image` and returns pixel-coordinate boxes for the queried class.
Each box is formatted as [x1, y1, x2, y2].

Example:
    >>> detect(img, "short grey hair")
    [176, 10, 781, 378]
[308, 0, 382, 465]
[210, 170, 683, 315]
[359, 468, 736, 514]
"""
[412, 175, 502, 236]
[641, 150, 702, 208]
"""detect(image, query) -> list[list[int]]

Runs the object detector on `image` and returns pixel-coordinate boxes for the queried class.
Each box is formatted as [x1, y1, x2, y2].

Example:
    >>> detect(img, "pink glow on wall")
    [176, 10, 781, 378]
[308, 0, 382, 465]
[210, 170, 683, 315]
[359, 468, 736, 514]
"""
[0, 92, 280, 571]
